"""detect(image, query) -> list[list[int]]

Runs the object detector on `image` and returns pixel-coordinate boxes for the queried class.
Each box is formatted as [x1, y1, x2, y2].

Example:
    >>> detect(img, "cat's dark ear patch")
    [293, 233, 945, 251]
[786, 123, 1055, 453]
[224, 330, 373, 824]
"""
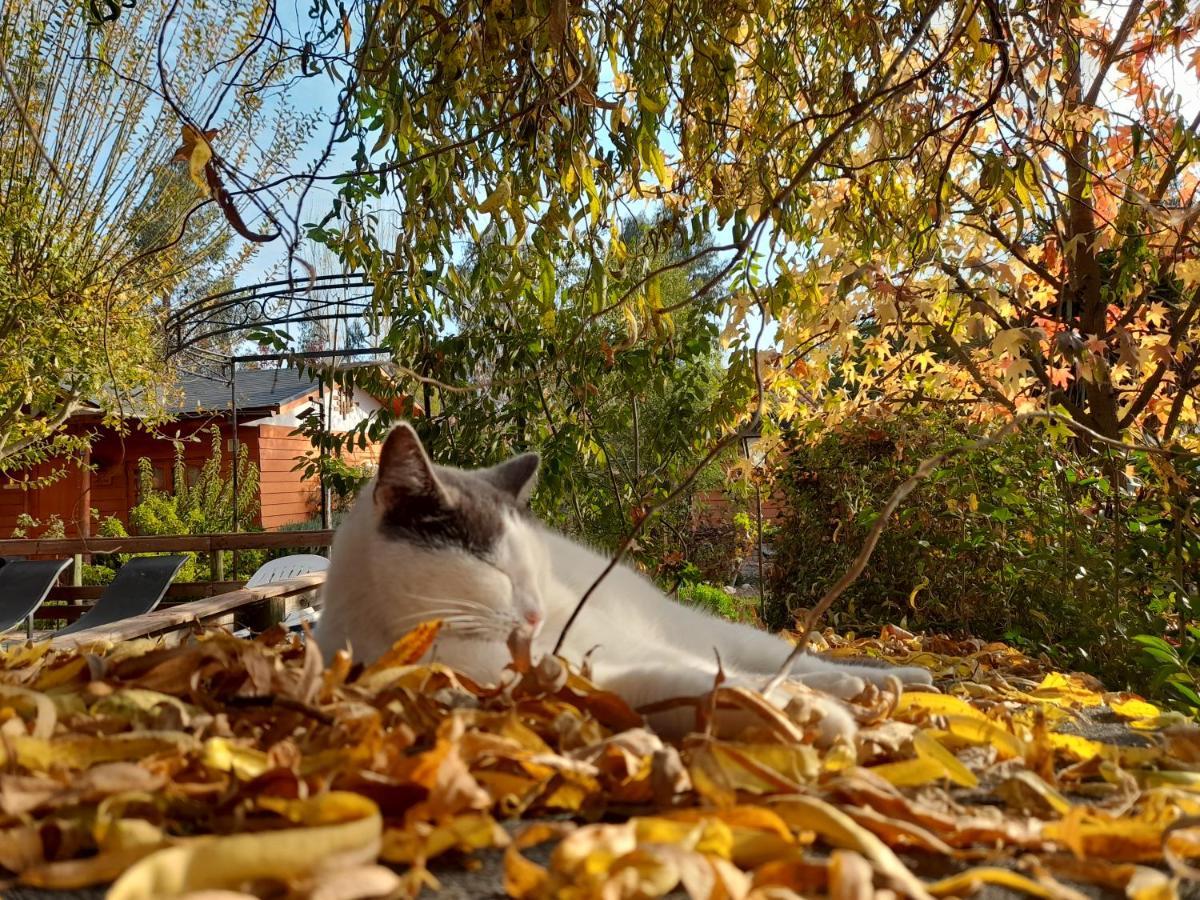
[374, 424, 446, 509]
[486, 452, 540, 504]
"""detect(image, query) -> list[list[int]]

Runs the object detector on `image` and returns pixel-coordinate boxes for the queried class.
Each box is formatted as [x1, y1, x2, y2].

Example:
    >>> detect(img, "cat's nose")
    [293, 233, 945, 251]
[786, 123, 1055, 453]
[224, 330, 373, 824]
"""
[523, 610, 542, 627]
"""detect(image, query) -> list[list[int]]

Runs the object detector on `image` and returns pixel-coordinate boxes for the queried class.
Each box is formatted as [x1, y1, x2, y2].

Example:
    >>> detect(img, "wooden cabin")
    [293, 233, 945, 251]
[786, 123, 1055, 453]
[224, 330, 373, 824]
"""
[0, 368, 396, 538]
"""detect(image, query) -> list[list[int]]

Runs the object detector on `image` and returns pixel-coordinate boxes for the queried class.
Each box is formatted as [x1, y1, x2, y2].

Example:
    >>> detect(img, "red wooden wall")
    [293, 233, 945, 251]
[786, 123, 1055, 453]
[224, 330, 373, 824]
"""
[0, 419, 381, 538]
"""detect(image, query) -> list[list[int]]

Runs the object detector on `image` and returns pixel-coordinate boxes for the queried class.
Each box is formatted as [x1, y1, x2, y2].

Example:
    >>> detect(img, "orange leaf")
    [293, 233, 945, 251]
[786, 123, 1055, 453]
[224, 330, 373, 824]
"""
[360, 620, 442, 676]
[1046, 365, 1073, 390]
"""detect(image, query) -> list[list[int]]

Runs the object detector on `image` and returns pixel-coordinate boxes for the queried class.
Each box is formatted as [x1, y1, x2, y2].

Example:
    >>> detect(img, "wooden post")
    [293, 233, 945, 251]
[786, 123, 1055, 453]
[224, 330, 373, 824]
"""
[242, 593, 287, 633]
[230, 368, 240, 578]
[79, 449, 91, 578]
[211, 550, 225, 584]
[72, 554, 83, 587]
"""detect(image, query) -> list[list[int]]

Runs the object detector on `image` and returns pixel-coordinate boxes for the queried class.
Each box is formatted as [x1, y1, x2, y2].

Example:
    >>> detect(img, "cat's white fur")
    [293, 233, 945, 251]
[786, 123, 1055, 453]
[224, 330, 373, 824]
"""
[315, 424, 932, 744]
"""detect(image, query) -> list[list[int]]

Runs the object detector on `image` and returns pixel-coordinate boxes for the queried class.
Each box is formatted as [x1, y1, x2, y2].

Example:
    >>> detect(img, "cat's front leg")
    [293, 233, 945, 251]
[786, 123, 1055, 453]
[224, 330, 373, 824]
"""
[589, 660, 857, 746]
[681, 617, 932, 693]
[785, 653, 933, 695]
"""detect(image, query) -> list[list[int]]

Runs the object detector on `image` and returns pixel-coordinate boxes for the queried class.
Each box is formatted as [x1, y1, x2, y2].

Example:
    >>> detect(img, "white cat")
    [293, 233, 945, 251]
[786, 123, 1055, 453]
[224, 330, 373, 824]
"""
[315, 424, 932, 743]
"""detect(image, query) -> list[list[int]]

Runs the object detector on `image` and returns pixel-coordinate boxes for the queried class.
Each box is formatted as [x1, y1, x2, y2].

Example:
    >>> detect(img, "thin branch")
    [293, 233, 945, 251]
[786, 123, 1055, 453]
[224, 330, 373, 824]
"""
[0, 44, 65, 190]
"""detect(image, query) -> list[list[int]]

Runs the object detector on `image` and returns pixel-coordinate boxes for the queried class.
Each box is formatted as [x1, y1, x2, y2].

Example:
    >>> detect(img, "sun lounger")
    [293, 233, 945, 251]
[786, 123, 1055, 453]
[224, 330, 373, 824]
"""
[0, 558, 73, 637]
[54, 555, 188, 637]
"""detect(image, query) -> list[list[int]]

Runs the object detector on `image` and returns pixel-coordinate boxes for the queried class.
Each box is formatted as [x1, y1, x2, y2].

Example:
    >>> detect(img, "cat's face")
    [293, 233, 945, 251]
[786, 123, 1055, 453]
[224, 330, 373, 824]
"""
[367, 424, 549, 643]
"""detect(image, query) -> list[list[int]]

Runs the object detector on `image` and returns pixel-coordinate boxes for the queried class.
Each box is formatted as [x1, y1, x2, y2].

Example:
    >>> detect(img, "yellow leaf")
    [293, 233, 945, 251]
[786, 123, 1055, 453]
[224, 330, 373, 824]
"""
[1047, 732, 1104, 761]
[638, 133, 670, 186]
[770, 795, 933, 900]
[895, 691, 986, 722]
[868, 756, 950, 788]
[930, 867, 1056, 898]
[381, 813, 507, 864]
[1032, 672, 1102, 706]
[32, 655, 89, 691]
[662, 807, 796, 869]
[97, 818, 164, 854]
[965, 12, 982, 48]
[689, 741, 820, 801]
[12, 731, 196, 771]
[869, 732, 978, 789]
[1178, 259, 1200, 289]
[941, 714, 1028, 759]
[478, 180, 511, 216]
[173, 124, 215, 197]
[1, 641, 52, 670]
[202, 737, 270, 780]
[506, 823, 571, 898]
[636, 90, 666, 114]
[1109, 696, 1161, 720]
[91, 688, 197, 725]
[20, 844, 166, 891]
[995, 770, 1072, 816]
[1126, 866, 1177, 900]
[1129, 712, 1192, 731]
[0, 684, 56, 739]
[1043, 810, 1167, 863]
[913, 731, 979, 788]
[107, 793, 381, 900]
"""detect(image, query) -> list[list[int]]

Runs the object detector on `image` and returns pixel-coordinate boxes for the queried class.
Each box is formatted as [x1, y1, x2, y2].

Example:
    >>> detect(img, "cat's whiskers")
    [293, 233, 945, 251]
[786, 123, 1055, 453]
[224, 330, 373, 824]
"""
[384, 610, 478, 629]
[398, 592, 501, 616]
[382, 604, 513, 638]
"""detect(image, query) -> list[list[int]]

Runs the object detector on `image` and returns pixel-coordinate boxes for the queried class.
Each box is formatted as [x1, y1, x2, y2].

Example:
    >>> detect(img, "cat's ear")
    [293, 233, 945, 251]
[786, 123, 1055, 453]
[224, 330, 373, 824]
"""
[486, 452, 540, 504]
[374, 424, 447, 508]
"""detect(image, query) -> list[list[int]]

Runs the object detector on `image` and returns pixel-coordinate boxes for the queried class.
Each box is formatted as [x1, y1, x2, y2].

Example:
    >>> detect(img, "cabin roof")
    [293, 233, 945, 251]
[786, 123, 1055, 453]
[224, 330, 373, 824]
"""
[164, 368, 319, 416]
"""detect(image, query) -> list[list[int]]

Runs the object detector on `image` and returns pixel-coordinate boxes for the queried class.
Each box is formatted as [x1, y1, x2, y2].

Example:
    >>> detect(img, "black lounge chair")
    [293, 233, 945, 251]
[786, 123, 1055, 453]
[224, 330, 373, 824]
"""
[0, 559, 74, 637]
[55, 555, 188, 637]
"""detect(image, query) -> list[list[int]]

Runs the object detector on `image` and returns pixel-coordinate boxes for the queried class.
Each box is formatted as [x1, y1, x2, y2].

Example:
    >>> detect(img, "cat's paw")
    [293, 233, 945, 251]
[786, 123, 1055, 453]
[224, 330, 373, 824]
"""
[808, 662, 933, 690]
[789, 670, 867, 700]
[801, 692, 858, 747]
[859, 664, 933, 688]
[725, 675, 858, 747]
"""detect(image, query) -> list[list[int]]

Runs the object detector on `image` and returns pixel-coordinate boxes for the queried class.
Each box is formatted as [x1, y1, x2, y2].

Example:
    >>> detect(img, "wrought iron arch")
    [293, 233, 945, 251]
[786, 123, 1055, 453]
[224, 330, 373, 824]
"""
[162, 273, 391, 532]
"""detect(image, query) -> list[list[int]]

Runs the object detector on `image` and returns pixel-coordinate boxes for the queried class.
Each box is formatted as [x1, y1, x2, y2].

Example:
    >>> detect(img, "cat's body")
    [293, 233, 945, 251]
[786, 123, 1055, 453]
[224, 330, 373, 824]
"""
[315, 425, 932, 742]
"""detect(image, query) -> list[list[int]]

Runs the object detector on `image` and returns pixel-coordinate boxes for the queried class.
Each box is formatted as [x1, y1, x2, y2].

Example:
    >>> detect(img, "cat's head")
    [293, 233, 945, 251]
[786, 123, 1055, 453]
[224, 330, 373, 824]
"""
[364, 423, 548, 641]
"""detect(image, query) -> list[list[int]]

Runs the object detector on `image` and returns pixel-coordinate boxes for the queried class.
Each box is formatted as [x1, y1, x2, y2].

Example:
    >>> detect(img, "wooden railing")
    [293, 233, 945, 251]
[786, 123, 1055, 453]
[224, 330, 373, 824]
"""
[0, 530, 334, 556]
[0, 531, 334, 623]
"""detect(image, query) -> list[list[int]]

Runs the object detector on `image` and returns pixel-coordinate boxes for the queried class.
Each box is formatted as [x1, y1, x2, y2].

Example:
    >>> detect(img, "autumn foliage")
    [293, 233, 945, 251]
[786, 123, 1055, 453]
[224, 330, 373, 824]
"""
[0, 622, 1198, 897]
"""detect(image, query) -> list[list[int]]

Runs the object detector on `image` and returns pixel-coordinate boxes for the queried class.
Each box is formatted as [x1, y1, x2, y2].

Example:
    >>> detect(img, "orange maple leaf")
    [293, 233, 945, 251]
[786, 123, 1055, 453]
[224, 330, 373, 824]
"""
[1047, 365, 1073, 389]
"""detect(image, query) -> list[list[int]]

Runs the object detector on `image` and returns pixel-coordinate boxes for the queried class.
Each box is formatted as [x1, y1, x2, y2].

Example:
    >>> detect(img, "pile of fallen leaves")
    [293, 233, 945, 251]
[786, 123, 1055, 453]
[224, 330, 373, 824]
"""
[1, 622, 1199, 899]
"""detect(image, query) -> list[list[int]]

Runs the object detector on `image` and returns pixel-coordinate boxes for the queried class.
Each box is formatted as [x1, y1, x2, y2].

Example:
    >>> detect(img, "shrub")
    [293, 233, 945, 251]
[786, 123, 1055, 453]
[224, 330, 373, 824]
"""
[10, 513, 66, 539]
[681, 521, 751, 586]
[116, 428, 264, 580]
[766, 411, 1199, 695]
[315, 457, 374, 512]
[677, 582, 755, 622]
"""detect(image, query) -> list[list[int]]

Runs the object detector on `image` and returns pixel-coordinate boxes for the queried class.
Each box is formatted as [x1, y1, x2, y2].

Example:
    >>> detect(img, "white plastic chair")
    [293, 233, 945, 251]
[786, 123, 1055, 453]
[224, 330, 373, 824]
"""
[244, 554, 330, 588]
[236, 554, 329, 636]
